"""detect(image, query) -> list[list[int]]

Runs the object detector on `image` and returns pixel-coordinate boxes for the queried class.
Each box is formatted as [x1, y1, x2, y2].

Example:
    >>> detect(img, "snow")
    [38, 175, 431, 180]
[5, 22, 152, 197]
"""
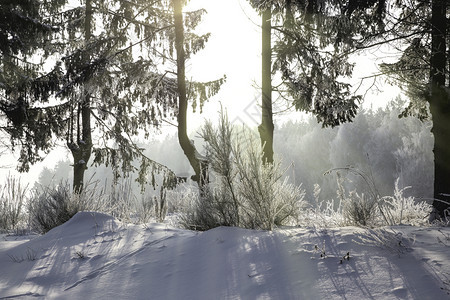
[1, 212, 449, 299]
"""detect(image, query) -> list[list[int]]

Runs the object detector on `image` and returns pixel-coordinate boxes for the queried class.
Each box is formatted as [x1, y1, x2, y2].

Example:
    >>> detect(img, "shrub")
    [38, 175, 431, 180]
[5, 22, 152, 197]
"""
[134, 193, 154, 224]
[28, 180, 107, 233]
[179, 191, 220, 231]
[175, 184, 222, 230]
[106, 177, 135, 222]
[200, 113, 240, 228]
[232, 132, 306, 230]
[299, 184, 346, 228]
[379, 179, 432, 226]
[182, 110, 307, 231]
[28, 182, 76, 233]
[325, 168, 380, 227]
[0, 175, 28, 232]
[313, 169, 432, 228]
[342, 191, 378, 226]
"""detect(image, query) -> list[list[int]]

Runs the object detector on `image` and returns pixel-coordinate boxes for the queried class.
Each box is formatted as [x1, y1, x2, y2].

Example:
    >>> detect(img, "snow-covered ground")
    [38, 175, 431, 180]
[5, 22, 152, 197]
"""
[1, 212, 449, 299]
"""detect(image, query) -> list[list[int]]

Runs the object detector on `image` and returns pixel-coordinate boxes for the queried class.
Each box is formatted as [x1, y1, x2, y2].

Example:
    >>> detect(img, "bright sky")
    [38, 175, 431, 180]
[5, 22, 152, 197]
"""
[182, 0, 402, 131]
[182, 0, 263, 130]
[1, 0, 402, 185]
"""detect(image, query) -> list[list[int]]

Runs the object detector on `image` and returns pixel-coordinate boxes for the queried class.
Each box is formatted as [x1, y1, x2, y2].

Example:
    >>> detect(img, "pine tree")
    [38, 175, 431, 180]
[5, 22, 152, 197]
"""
[2, 0, 224, 193]
[172, 0, 225, 193]
[0, 0, 67, 171]
[350, 0, 450, 218]
[39, 0, 183, 192]
[247, 0, 362, 161]
[248, 1, 449, 217]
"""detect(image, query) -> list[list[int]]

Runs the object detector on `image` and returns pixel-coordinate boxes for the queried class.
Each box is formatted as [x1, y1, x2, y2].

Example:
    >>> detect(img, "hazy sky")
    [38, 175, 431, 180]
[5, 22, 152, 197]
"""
[183, 0, 402, 130]
[182, 0, 263, 130]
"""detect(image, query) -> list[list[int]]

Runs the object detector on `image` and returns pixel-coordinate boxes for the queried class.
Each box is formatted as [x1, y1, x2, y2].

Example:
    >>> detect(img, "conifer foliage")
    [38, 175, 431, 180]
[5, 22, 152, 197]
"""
[342, 0, 450, 218]
[0, 0, 66, 171]
[248, 0, 363, 128]
[248, 0, 449, 218]
[1, 0, 224, 193]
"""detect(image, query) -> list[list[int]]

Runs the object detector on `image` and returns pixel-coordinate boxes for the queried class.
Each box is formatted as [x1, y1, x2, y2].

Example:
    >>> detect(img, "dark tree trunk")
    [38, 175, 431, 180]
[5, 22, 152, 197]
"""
[258, 8, 274, 164]
[173, 0, 208, 194]
[71, 0, 93, 194]
[72, 95, 92, 194]
[430, 0, 450, 218]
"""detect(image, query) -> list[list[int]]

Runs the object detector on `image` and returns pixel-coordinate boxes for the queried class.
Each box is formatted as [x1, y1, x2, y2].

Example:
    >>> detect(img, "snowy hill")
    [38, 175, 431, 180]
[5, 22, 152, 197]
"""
[1, 212, 449, 299]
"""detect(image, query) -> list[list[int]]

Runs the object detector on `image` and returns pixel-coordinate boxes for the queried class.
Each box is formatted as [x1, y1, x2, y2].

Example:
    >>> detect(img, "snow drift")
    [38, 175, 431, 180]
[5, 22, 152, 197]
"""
[1, 212, 449, 299]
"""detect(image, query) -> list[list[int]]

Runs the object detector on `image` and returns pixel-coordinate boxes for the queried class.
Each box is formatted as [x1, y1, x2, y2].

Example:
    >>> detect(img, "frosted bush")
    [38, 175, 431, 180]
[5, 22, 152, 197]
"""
[181, 110, 307, 231]
[299, 184, 346, 228]
[177, 187, 221, 231]
[379, 179, 432, 226]
[299, 182, 372, 228]
[166, 182, 199, 214]
[28, 180, 110, 233]
[0, 175, 28, 232]
[134, 193, 154, 224]
[302, 177, 432, 228]
[272, 178, 306, 226]
[331, 171, 378, 227]
[28, 182, 78, 233]
[232, 131, 307, 230]
[106, 177, 135, 222]
[342, 191, 378, 226]
[168, 184, 217, 230]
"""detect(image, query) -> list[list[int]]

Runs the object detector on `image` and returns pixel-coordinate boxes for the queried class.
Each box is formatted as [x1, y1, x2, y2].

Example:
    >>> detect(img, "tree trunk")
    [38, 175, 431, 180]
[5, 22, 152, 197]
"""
[71, 0, 93, 194]
[430, 0, 450, 219]
[258, 7, 274, 164]
[173, 0, 208, 193]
